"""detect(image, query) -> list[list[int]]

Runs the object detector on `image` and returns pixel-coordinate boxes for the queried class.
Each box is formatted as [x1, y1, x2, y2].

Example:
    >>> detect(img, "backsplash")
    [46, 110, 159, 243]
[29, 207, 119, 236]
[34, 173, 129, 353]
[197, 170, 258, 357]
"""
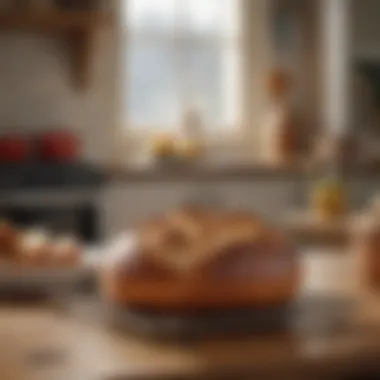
[0, 28, 117, 163]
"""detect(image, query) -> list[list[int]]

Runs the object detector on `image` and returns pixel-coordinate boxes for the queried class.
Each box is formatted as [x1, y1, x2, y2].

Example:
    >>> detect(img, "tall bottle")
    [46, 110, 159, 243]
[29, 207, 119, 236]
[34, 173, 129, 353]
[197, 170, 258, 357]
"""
[260, 69, 298, 165]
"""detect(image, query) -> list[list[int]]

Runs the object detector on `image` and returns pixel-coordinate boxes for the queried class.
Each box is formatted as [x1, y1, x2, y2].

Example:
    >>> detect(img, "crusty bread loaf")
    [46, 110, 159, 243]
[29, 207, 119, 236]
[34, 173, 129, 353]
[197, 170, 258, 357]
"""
[102, 207, 299, 310]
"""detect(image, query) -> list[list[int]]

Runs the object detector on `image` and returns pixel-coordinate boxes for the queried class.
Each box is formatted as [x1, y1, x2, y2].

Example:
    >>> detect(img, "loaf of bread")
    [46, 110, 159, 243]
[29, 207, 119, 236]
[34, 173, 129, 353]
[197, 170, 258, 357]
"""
[103, 207, 300, 311]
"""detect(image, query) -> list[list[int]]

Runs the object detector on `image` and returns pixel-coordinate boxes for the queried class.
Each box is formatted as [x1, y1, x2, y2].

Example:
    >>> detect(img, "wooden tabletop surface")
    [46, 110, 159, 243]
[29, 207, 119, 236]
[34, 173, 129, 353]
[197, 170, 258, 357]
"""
[0, 252, 380, 380]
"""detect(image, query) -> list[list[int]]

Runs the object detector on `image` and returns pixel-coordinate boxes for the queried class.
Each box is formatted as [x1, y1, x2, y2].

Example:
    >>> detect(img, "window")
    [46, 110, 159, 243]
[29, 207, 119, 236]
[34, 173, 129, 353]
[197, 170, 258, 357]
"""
[122, 0, 242, 138]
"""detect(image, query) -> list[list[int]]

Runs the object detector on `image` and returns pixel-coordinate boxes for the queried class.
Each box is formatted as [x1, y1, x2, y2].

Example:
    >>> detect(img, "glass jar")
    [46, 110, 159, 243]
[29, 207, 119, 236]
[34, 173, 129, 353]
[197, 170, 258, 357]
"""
[310, 175, 347, 221]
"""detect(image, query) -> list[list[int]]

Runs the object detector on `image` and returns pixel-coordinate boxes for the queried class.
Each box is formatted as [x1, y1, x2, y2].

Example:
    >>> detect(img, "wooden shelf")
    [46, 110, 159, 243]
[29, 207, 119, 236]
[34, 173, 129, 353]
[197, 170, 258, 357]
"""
[0, 11, 112, 89]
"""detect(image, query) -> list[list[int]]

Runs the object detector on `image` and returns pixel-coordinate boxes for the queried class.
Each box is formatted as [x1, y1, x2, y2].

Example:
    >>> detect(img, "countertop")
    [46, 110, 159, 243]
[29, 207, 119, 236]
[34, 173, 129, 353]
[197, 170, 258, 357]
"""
[1, 253, 380, 380]
[107, 162, 380, 182]
[1, 161, 380, 190]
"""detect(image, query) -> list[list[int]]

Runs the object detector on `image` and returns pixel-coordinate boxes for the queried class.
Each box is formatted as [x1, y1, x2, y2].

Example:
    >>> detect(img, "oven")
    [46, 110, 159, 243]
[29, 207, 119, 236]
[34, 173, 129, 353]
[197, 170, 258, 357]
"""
[0, 189, 101, 243]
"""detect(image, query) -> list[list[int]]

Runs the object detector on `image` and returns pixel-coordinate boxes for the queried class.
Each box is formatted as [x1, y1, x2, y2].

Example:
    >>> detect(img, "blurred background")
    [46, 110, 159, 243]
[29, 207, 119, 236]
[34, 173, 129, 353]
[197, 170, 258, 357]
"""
[0, 0, 377, 235]
[0, 1, 380, 379]
[0, 0, 379, 238]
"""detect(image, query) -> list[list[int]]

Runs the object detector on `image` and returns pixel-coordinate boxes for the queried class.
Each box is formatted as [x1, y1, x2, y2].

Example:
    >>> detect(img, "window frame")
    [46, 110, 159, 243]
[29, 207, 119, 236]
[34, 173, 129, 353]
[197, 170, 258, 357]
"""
[113, 0, 273, 159]
[119, 0, 246, 140]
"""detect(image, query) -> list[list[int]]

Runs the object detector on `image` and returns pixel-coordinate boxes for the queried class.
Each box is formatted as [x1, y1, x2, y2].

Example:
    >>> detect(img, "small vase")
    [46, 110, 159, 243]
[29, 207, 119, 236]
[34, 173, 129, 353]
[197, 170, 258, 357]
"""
[261, 69, 298, 166]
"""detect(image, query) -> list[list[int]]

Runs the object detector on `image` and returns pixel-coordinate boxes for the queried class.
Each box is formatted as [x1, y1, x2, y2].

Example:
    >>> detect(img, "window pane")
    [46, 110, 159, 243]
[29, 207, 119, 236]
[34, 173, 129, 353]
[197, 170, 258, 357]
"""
[180, 0, 241, 37]
[183, 44, 241, 134]
[126, 0, 176, 33]
[126, 41, 181, 131]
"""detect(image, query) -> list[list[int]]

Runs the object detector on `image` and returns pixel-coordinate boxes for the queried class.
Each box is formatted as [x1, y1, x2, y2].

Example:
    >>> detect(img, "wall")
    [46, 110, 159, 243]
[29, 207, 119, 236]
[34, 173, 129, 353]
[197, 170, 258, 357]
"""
[353, 0, 380, 59]
[0, 1, 282, 237]
[100, 180, 299, 236]
[0, 0, 273, 164]
[0, 1, 379, 237]
[0, 16, 118, 164]
[100, 177, 380, 237]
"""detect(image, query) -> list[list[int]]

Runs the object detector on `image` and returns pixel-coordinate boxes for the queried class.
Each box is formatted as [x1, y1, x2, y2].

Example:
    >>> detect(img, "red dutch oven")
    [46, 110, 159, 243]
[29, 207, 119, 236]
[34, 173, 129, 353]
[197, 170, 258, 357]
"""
[38, 131, 80, 162]
[0, 135, 31, 163]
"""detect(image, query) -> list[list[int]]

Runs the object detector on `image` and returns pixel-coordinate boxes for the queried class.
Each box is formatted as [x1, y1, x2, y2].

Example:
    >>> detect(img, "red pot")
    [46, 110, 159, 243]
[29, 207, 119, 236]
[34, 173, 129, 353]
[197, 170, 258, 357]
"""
[0, 136, 31, 163]
[39, 131, 80, 162]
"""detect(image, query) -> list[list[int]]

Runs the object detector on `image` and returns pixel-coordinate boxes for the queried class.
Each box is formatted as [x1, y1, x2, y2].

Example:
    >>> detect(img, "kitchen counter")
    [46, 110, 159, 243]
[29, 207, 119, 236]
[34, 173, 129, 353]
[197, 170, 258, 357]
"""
[107, 162, 380, 183]
[1, 253, 380, 380]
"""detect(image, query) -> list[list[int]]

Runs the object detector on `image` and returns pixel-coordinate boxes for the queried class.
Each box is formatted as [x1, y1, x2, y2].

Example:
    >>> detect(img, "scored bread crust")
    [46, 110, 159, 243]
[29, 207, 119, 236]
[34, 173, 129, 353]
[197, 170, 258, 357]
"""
[137, 208, 269, 272]
[102, 207, 299, 310]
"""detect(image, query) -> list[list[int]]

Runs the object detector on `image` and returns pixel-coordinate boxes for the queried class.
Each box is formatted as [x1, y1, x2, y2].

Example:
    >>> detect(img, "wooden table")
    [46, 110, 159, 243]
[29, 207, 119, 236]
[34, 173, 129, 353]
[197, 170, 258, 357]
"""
[0, 253, 380, 380]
